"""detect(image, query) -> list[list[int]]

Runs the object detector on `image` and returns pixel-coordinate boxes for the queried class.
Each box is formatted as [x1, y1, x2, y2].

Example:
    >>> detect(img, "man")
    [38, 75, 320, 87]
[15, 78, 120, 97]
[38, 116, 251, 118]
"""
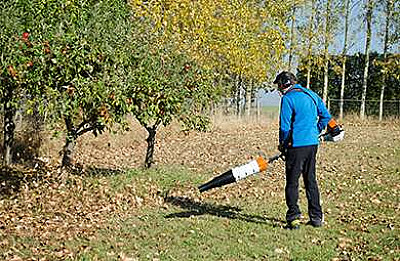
[274, 71, 331, 230]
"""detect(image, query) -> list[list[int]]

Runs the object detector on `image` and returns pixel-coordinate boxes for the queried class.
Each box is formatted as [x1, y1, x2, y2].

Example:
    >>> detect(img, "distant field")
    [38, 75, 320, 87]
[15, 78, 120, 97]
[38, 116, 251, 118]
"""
[0, 118, 399, 260]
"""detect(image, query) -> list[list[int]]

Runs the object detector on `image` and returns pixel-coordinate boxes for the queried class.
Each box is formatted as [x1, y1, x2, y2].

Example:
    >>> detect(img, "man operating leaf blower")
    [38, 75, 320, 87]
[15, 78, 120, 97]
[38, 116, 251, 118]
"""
[275, 71, 342, 230]
[198, 71, 344, 230]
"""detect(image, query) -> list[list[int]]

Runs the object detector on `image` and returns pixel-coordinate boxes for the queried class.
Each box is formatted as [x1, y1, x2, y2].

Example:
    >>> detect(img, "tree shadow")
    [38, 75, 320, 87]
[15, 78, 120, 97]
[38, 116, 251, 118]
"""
[164, 196, 285, 227]
[0, 162, 50, 198]
[0, 167, 24, 197]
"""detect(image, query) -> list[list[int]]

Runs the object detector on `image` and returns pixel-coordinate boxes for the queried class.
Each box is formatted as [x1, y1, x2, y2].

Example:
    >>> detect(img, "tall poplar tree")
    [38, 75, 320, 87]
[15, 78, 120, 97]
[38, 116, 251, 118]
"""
[379, 0, 393, 121]
[360, 0, 373, 119]
[306, 0, 316, 88]
[339, 0, 351, 120]
[288, 2, 297, 71]
[322, 0, 333, 102]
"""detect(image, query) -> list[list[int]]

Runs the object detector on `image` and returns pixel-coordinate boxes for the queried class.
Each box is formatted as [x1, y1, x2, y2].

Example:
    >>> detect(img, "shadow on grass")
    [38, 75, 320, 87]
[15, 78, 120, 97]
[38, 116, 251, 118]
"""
[164, 196, 285, 227]
[0, 167, 24, 197]
[83, 166, 126, 177]
[0, 160, 50, 198]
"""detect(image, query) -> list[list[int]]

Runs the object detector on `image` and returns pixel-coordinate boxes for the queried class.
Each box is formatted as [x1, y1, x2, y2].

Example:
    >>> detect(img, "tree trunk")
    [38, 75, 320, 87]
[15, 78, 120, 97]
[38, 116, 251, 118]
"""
[323, 59, 329, 102]
[306, 69, 311, 89]
[340, 0, 350, 120]
[3, 85, 16, 166]
[306, 0, 316, 89]
[288, 4, 296, 71]
[145, 125, 158, 168]
[339, 57, 347, 120]
[235, 75, 241, 117]
[323, 0, 332, 102]
[379, 0, 392, 121]
[61, 117, 77, 167]
[246, 79, 252, 117]
[360, 0, 373, 120]
[62, 134, 76, 167]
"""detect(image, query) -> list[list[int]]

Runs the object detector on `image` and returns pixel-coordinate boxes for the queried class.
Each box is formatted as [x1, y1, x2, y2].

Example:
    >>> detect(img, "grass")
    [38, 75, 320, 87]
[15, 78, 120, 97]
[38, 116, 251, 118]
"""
[0, 121, 400, 260]
[77, 166, 398, 261]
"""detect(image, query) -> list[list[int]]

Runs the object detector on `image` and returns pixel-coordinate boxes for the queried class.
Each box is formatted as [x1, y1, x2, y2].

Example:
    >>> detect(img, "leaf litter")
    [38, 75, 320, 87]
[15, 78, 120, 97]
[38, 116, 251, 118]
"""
[1, 117, 400, 259]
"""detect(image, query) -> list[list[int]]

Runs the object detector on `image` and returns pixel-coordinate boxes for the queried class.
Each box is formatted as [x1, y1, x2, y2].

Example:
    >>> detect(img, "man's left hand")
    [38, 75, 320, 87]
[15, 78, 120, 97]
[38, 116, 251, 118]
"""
[278, 144, 286, 154]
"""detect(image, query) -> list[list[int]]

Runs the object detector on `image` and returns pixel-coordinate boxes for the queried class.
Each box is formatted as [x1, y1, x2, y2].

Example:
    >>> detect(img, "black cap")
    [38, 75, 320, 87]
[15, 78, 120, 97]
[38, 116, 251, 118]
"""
[273, 71, 297, 85]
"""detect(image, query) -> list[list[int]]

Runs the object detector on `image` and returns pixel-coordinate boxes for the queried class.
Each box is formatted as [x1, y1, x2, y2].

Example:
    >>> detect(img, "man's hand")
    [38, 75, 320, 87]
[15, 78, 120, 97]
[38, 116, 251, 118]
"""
[278, 144, 286, 154]
[277, 144, 287, 161]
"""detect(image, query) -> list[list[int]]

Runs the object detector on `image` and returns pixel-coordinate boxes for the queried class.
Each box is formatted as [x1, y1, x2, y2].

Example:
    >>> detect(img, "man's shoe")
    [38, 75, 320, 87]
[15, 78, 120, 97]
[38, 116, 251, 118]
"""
[286, 219, 301, 230]
[307, 220, 323, 228]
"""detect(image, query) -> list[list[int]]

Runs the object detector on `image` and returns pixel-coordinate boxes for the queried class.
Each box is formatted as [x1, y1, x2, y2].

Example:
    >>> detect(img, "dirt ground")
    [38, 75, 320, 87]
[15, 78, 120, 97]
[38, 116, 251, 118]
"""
[41, 115, 282, 174]
[11, 113, 399, 179]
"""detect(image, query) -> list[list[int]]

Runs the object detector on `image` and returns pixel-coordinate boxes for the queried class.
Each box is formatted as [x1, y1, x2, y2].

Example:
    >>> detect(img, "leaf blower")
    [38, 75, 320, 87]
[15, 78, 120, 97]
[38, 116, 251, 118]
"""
[198, 153, 281, 193]
[198, 119, 344, 193]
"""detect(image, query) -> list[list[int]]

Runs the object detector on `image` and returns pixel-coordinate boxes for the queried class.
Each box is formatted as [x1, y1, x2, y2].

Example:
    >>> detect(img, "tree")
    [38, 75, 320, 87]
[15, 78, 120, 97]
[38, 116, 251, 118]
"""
[339, 0, 351, 120]
[126, 0, 292, 165]
[0, 0, 135, 167]
[306, 0, 316, 88]
[360, 0, 373, 119]
[288, 1, 297, 71]
[56, 1, 136, 167]
[379, 0, 393, 121]
[131, 0, 289, 105]
[0, 32, 42, 165]
[0, 0, 55, 165]
[296, 0, 326, 90]
[322, 0, 333, 102]
[122, 25, 216, 168]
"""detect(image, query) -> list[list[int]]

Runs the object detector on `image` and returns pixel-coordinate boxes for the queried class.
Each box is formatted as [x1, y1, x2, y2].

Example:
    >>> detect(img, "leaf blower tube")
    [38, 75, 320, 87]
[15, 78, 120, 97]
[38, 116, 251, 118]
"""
[198, 153, 281, 193]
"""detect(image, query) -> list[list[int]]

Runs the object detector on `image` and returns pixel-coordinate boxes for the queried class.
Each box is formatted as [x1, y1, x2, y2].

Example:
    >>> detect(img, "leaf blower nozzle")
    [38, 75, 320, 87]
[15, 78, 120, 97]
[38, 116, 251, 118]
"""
[198, 154, 280, 193]
[198, 169, 236, 193]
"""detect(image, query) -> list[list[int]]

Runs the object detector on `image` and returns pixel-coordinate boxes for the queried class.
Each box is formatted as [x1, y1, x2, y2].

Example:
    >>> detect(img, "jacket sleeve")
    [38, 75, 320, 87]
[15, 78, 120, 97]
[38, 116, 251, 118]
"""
[279, 96, 293, 148]
[316, 97, 331, 133]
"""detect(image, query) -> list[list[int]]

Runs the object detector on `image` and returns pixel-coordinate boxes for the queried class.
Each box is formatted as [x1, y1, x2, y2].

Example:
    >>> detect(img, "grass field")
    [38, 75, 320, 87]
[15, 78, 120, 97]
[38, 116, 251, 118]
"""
[0, 117, 399, 260]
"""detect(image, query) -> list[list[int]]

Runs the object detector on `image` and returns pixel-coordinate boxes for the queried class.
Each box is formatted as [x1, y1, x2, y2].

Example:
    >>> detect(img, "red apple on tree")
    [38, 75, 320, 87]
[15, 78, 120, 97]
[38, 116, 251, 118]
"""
[22, 32, 29, 40]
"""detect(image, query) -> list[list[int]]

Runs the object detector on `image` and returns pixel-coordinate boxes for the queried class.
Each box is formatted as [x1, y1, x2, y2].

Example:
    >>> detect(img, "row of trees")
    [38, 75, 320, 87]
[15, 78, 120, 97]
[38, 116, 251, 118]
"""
[285, 0, 400, 120]
[0, 0, 289, 167]
[298, 52, 400, 101]
[1, 0, 399, 168]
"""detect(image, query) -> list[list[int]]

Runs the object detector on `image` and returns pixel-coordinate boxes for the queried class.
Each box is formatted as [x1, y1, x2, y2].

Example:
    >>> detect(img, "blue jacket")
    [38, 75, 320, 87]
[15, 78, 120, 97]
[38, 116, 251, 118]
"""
[279, 84, 331, 148]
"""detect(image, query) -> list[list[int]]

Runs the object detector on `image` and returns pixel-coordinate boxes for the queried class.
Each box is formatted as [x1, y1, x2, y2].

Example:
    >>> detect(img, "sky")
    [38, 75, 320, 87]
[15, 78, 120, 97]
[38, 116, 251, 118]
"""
[258, 89, 281, 107]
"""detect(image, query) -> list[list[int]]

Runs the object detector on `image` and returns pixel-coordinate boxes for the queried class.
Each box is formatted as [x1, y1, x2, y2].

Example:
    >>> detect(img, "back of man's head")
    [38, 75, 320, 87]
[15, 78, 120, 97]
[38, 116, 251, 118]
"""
[273, 71, 297, 86]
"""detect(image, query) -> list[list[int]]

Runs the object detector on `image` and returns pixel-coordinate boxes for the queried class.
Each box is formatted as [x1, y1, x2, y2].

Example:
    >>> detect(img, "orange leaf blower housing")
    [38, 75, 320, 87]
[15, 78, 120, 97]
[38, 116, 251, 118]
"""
[321, 118, 345, 142]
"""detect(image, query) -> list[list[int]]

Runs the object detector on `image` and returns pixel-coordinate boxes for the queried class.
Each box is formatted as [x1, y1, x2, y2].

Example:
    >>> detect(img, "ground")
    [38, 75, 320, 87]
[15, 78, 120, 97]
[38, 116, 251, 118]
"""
[0, 115, 399, 260]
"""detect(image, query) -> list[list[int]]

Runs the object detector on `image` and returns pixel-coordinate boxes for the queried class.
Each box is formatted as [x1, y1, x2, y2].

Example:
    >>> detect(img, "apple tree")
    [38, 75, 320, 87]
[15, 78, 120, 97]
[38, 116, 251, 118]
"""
[122, 24, 218, 168]
[40, 0, 134, 167]
[0, 0, 134, 167]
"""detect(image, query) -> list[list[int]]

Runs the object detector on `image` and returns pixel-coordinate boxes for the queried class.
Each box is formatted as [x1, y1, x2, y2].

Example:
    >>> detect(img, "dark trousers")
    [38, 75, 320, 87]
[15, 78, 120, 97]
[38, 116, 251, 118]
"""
[285, 145, 322, 222]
